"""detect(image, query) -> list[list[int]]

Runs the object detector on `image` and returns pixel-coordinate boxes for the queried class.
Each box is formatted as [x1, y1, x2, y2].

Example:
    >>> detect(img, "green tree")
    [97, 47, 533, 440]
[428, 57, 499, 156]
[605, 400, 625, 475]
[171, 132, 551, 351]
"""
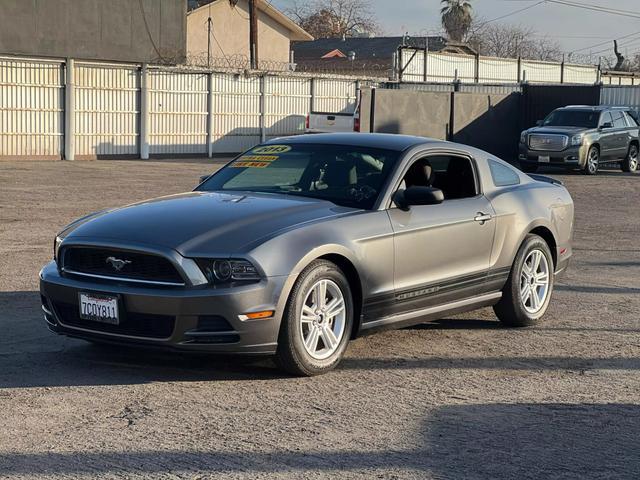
[440, 0, 473, 42]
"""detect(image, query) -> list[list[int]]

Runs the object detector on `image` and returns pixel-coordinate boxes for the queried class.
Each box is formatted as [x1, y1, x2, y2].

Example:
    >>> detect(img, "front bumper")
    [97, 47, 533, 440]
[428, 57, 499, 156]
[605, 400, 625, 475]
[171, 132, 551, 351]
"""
[519, 144, 586, 168]
[39, 261, 292, 355]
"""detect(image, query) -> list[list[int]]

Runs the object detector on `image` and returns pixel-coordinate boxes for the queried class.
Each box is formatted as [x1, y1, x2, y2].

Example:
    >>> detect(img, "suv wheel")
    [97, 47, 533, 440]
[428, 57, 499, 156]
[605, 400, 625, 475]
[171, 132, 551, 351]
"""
[621, 143, 639, 173]
[494, 234, 554, 327]
[582, 146, 599, 175]
[276, 260, 353, 376]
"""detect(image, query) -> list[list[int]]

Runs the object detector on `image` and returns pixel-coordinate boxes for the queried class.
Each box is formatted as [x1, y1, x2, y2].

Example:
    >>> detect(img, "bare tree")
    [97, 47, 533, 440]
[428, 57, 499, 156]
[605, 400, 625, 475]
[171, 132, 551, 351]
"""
[286, 0, 380, 39]
[468, 23, 563, 61]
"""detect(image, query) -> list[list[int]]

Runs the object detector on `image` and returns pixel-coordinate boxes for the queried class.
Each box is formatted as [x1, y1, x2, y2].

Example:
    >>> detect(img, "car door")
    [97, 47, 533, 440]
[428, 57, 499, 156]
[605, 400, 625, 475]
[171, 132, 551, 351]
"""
[386, 153, 496, 316]
[611, 110, 631, 159]
[598, 111, 616, 159]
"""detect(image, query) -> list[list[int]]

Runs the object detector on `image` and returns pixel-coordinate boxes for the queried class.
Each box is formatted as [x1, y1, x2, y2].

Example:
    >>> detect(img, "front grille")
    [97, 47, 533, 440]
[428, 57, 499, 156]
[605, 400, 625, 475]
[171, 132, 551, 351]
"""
[62, 247, 184, 285]
[529, 134, 568, 152]
[51, 300, 175, 339]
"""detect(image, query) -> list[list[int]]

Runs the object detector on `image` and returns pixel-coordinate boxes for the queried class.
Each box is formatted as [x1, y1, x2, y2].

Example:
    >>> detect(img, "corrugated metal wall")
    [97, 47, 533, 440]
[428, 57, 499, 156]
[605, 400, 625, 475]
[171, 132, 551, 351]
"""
[149, 70, 209, 155]
[211, 73, 261, 153]
[0, 56, 63, 158]
[564, 64, 598, 85]
[74, 62, 139, 158]
[601, 86, 640, 111]
[520, 60, 562, 84]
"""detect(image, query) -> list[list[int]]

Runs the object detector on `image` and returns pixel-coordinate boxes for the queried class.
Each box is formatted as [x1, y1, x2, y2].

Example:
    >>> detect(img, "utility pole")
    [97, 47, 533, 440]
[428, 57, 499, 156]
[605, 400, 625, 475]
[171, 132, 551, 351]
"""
[207, 16, 212, 68]
[249, 0, 259, 69]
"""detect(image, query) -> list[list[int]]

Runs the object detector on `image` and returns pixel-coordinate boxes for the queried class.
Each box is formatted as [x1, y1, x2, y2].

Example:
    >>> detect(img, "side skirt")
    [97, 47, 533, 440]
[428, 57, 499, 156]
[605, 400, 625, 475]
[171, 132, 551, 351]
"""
[358, 291, 502, 336]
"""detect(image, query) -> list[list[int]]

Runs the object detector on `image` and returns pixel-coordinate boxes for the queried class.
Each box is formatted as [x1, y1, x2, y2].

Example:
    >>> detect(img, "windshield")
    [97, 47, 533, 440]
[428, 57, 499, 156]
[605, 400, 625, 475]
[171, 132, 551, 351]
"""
[542, 110, 599, 128]
[197, 143, 401, 209]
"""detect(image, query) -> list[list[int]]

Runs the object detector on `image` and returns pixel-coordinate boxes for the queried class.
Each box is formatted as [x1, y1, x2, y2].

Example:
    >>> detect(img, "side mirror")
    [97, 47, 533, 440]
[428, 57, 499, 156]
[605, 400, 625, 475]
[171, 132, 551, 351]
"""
[536, 120, 543, 126]
[199, 174, 210, 184]
[600, 122, 613, 130]
[393, 186, 445, 210]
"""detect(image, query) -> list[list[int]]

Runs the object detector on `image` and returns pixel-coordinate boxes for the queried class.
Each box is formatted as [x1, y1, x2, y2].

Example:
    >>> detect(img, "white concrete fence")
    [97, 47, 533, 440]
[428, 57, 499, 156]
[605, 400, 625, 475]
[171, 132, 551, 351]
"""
[0, 56, 360, 160]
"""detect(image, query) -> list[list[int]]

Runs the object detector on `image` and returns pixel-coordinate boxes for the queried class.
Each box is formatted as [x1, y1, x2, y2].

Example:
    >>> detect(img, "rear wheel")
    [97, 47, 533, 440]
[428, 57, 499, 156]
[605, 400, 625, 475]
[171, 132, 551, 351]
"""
[582, 146, 599, 175]
[276, 260, 353, 376]
[621, 143, 639, 173]
[494, 234, 554, 327]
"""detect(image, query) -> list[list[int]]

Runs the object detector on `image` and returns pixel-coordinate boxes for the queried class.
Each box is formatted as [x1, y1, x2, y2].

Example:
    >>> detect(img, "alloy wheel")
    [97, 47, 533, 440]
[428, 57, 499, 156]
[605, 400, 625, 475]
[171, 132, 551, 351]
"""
[299, 279, 346, 360]
[587, 148, 599, 174]
[519, 249, 550, 314]
[629, 146, 638, 171]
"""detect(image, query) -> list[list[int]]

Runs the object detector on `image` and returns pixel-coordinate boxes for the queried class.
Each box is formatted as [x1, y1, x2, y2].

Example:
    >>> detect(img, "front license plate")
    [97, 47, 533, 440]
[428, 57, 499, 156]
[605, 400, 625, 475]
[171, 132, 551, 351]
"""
[79, 293, 119, 325]
[538, 155, 550, 163]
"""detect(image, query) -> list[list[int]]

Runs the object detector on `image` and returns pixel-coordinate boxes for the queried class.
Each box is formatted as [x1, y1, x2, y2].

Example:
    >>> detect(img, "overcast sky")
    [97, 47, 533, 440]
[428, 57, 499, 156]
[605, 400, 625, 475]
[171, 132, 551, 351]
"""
[272, 0, 640, 60]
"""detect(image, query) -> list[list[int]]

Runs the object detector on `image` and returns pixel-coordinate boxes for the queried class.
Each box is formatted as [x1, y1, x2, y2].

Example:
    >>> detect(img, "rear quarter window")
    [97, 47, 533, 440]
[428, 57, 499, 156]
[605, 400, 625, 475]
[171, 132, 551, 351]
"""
[489, 160, 521, 187]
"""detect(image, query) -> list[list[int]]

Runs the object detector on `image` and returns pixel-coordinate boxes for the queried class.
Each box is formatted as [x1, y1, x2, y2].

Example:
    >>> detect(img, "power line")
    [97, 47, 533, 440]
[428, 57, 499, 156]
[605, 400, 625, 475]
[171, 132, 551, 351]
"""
[543, 0, 640, 19]
[138, 0, 164, 61]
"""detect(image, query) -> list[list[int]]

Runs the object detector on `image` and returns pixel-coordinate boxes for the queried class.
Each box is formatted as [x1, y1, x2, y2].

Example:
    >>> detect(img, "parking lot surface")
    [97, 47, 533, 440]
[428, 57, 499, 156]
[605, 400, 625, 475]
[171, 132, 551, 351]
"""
[1, 159, 639, 479]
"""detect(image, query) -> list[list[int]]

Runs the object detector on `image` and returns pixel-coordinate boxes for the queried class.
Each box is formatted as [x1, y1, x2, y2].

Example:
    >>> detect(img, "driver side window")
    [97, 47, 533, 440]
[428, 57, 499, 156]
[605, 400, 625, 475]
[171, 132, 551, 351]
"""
[400, 155, 478, 201]
[600, 112, 613, 128]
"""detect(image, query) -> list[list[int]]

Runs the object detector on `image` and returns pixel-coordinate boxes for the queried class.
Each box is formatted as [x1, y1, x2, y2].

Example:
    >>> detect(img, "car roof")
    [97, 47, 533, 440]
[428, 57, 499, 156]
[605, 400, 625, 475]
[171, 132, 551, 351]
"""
[558, 105, 630, 112]
[265, 133, 441, 152]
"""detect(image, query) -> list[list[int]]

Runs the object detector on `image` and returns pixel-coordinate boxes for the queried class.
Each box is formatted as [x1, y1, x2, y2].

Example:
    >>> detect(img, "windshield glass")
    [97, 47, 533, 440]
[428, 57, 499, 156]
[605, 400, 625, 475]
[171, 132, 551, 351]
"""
[542, 110, 599, 128]
[197, 143, 401, 209]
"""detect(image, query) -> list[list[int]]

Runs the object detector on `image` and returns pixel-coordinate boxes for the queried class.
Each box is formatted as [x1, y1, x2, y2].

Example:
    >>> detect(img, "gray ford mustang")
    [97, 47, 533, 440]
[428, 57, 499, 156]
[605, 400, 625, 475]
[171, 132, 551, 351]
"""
[40, 134, 574, 376]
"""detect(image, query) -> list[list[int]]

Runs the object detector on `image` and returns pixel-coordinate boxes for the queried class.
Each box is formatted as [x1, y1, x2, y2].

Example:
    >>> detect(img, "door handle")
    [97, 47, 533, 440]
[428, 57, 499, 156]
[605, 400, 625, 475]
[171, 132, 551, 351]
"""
[474, 213, 493, 224]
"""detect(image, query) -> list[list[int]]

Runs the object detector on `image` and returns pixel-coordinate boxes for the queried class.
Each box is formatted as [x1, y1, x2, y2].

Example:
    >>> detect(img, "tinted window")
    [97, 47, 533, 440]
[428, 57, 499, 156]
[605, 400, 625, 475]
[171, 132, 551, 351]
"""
[625, 110, 639, 126]
[611, 111, 628, 128]
[198, 143, 400, 209]
[600, 112, 613, 127]
[401, 155, 477, 200]
[543, 110, 599, 128]
[489, 159, 521, 187]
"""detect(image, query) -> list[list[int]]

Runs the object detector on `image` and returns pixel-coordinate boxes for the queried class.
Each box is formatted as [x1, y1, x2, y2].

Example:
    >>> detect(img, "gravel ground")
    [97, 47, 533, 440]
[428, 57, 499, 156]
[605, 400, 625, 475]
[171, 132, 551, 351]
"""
[1, 159, 639, 479]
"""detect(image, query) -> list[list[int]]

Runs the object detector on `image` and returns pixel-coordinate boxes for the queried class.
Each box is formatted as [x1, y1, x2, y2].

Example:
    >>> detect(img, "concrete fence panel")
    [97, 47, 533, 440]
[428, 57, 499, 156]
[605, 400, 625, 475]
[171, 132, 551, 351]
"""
[149, 70, 209, 155]
[74, 62, 139, 159]
[0, 56, 63, 159]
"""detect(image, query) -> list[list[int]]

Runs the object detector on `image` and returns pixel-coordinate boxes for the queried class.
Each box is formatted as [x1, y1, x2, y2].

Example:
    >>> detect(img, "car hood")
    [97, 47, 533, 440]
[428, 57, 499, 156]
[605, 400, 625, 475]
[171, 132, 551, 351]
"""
[63, 191, 357, 256]
[527, 126, 591, 135]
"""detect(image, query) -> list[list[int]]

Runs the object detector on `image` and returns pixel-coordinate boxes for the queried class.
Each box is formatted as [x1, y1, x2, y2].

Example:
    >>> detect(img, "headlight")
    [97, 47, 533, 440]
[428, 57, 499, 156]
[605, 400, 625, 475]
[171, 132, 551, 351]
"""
[54, 235, 63, 262]
[196, 259, 261, 284]
[520, 131, 528, 144]
[570, 134, 583, 146]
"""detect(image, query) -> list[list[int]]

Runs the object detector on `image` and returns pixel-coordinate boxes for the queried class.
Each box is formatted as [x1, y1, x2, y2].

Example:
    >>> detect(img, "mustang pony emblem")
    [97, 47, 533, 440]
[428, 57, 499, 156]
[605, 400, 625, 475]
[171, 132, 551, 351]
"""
[105, 256, 132, 271]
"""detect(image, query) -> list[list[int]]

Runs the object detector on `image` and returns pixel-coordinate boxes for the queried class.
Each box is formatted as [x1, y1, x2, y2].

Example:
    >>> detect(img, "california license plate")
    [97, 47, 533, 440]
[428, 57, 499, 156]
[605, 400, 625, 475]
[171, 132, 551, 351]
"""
[79, 293, 119, 325]
[538, 155, 550, 163]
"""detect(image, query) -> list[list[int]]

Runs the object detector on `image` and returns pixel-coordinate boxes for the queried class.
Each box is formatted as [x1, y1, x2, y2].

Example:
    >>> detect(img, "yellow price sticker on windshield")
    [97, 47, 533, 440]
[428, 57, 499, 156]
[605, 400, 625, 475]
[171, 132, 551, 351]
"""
[252, 145, 292, 154]
[230, 161, 271, 168]
[239, 155, 279, 162]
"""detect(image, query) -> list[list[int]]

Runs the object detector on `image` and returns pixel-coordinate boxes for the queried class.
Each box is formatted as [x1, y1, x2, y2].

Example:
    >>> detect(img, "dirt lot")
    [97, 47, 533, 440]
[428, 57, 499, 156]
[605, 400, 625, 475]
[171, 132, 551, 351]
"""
[1, 159, 639, 479]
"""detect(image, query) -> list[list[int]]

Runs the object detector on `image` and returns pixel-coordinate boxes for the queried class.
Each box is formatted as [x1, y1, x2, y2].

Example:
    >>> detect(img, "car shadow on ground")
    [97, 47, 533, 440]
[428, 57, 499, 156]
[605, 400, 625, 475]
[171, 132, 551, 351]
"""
[0, 403, 637, 478]
[2, 291, 640, 390]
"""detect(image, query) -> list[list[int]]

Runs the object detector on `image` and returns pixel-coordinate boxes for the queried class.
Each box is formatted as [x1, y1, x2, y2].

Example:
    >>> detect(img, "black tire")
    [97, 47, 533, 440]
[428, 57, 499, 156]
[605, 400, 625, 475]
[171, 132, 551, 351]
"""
[494, 234, 555, 327]
[582, 145, 599, 175]
[520, 163, 538, 173]
[276, 259, 353, 376]
[621, 143, 639, 173]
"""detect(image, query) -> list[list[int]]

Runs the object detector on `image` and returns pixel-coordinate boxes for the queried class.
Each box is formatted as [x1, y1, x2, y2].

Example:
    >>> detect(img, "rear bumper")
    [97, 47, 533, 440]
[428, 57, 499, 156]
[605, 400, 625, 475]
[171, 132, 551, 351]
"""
[519, 144, 586, 168]
[39, 261, 292, 355]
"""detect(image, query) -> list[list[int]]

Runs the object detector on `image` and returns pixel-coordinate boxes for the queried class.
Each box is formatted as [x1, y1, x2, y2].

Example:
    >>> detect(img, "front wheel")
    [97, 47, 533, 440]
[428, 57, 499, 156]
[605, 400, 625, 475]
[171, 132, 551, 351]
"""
[582, 146, 599, 175]
[276, 260, 353, 376]
[494, 234, 554, 327]
[621, 143, 639, 173]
